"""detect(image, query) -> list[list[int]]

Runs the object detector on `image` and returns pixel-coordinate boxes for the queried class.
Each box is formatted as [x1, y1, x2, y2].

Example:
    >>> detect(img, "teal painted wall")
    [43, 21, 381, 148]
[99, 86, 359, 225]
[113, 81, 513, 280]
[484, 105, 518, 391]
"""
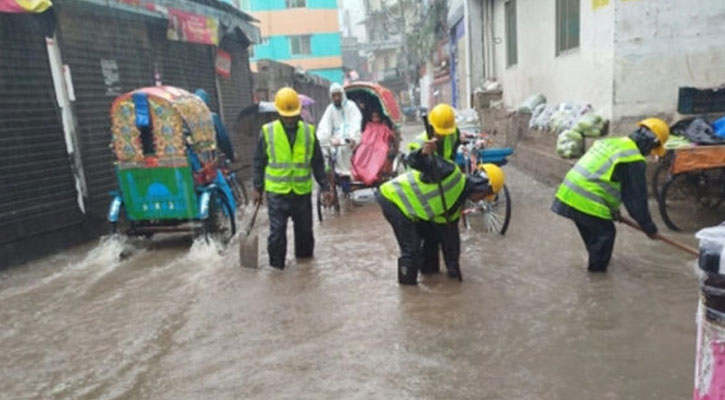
[248, 0, 337, 11]
[251, 33, 341, 60]
[310, 68, 343, 83]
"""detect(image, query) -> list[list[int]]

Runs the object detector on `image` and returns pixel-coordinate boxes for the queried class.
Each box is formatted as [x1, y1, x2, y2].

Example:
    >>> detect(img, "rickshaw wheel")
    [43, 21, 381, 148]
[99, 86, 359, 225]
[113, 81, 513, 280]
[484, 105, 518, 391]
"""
[204, 191, 236, 244]
[111, 205, 133, 236]
[391, 153, 407, 177]
[651, 152, 673, 201]
[659, 169, 725, 231]
[230, 175, 248, 207]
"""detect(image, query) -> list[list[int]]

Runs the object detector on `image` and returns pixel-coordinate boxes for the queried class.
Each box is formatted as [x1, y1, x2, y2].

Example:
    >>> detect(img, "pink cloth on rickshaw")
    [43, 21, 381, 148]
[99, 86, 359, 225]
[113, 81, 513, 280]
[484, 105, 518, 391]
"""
[351, 121, 394, 185]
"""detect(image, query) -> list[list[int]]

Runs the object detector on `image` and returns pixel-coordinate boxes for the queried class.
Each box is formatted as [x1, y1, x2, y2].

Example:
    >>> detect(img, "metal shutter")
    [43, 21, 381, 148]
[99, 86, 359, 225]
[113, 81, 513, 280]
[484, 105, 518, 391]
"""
[0, 13, 81, 244]
[218, 34, 255, 174]
[148, 22, 219, 111]
[56, 4, 156, 220]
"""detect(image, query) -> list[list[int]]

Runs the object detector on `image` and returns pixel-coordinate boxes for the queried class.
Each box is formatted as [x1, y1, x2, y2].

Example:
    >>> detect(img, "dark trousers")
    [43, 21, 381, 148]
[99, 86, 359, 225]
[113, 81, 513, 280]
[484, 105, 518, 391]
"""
[419, 220, 461, 274]
[574, 218, 616, 272]
[377, 193, 422, 265]
[267, 193, 314, 269]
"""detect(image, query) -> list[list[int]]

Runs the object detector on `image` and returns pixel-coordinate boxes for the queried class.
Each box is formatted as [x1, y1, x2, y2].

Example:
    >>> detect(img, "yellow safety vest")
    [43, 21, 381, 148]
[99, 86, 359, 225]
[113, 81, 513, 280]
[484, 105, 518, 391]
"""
[380, 161, 466, 223]
[263, 120, 315, 195]
[407, 130, 458, 161]
[556, 137, 645, 219]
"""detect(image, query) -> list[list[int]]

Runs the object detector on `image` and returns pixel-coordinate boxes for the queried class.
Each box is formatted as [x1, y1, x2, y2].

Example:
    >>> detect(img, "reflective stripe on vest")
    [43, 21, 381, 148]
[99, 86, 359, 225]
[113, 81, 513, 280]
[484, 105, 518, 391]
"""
[407, 131, 457, 161]
[263, 120, 315, 195]
[380, 163, 466, 223]
[555, 137, 645, 219]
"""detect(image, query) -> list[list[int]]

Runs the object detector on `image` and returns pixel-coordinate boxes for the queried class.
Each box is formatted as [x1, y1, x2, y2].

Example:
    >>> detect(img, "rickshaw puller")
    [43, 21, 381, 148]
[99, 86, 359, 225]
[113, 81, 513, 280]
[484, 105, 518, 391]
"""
[253, 87, 333, 270]
[376, 151, 505, 285]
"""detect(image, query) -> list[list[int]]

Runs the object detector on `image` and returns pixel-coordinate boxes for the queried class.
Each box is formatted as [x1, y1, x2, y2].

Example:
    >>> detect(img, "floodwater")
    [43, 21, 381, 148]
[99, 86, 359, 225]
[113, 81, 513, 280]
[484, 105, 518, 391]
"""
[0, 124, 700, 399]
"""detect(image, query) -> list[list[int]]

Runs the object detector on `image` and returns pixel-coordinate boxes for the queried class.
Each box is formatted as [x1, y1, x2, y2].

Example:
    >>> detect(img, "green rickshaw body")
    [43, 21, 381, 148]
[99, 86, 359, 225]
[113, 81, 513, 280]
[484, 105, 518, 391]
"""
[107, 86, 235, 230]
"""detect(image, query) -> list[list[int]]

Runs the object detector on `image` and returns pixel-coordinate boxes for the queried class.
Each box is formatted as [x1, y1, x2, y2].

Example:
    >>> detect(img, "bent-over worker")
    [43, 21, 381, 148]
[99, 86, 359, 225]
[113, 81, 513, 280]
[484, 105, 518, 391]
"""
[376, 151, 505, 285]
[552, 118, 670, 272]
[407, 103, 463, 275]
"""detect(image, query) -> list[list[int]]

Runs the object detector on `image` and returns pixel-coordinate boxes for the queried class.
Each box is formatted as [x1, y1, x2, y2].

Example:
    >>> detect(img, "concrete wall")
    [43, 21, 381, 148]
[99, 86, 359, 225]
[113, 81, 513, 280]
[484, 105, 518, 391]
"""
[612, 0, 725, 126]
[491, 0, 615, 118]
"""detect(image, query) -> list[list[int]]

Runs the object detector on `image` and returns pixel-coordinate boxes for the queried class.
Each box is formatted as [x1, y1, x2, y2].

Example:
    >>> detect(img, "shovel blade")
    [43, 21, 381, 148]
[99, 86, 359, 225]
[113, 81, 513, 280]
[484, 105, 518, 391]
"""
[239, 232, 259, 269]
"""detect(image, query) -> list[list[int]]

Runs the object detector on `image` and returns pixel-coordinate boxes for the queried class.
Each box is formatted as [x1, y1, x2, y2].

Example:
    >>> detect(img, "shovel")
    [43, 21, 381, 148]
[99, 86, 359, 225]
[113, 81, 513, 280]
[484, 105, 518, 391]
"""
[239, 200, 262, 268]
[618, 215, 699, 256]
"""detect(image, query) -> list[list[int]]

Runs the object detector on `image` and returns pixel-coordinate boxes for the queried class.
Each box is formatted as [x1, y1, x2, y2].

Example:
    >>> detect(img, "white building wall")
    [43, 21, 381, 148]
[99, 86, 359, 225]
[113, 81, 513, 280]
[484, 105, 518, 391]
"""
[467, 0, 485, 90]
[612, 0, 725, 124]
[491, 0, 615, 118]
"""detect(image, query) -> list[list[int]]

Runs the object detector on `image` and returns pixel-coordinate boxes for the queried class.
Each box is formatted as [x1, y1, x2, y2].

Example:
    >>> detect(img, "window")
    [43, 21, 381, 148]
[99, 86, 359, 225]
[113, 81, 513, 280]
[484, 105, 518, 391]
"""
[505, 0, 517, 67]
[556, 0, 580, 54]
[285, 0, 306, 8]
[290, 35, 311, 56]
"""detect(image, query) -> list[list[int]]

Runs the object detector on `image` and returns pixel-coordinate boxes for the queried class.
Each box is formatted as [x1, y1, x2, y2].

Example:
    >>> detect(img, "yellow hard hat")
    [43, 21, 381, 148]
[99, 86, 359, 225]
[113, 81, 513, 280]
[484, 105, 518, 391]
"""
[638, 118, 670, 157]
[274, 87, 302, 117]
[429, 104, 457, 135]
[479, 163, 505, 195]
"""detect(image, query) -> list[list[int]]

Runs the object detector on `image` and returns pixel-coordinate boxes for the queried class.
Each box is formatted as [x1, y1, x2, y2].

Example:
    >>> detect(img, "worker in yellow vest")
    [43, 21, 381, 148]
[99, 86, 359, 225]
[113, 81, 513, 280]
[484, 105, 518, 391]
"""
[253, 87, 333, 270]
[377, 150, 505, 285]
[552, 118, 670, 272]
[407, 103, 461, 161]
[407, 104, 462, 275]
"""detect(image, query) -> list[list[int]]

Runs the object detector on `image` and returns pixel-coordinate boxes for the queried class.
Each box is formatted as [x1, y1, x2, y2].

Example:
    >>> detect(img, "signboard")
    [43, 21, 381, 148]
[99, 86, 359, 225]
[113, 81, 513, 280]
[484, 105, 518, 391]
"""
[215, 49, 231, 78]
[167, 7, 219, 46]
[0, 0, 51, 13]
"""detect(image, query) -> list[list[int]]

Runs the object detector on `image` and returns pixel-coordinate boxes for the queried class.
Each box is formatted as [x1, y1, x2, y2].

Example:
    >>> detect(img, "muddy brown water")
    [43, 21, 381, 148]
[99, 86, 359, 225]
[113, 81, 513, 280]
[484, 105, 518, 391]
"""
[0, 125, 700, 399]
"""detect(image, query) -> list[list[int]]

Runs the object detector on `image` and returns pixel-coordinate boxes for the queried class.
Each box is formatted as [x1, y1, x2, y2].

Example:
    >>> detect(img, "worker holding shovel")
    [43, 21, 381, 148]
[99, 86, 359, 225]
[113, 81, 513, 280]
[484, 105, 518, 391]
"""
[552, 118, 671, 272]
[251, 87, 333, 270]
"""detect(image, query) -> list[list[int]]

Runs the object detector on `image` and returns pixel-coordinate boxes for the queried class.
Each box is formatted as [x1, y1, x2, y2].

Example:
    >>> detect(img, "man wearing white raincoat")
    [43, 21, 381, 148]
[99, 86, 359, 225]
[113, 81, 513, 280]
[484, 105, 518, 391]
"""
[317, 83, 363, 176]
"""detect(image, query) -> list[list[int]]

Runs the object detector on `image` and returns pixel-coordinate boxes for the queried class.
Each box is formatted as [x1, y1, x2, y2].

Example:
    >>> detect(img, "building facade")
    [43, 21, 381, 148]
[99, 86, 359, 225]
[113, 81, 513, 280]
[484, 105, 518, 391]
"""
[466, 0, 725, 127]
[0, 0, 259, 266]
[245, 0, 343, 83]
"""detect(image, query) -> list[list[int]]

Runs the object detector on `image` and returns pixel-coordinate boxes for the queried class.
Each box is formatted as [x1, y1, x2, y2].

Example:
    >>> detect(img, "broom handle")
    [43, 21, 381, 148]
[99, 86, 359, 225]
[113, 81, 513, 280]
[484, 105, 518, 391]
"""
[619, 216, 699, 256]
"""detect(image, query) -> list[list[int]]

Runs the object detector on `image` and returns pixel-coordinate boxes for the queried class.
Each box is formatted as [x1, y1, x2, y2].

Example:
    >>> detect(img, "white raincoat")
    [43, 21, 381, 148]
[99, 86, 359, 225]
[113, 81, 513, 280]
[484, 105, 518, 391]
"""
[317, 83, 362, 176]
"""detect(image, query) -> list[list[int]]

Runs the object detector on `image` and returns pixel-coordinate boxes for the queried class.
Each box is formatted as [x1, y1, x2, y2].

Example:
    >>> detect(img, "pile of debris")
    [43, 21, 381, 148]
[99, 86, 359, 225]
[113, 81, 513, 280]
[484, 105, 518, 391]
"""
[518, 94, 609, 159]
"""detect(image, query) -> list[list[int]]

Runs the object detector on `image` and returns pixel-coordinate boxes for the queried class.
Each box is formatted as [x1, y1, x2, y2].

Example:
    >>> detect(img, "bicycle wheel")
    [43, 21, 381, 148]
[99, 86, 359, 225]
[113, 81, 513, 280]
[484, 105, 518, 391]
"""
[651, 161, 669, 202]
[659, 171, 725, 232]
[229, 175, 248, 207]
[203, 190, 236, 244]
[463, 184, 512, 235]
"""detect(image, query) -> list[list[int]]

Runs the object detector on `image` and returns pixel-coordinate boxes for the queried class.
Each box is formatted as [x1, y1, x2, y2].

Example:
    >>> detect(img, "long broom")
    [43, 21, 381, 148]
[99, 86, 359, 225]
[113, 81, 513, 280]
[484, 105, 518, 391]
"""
[618, 215, 699, 256]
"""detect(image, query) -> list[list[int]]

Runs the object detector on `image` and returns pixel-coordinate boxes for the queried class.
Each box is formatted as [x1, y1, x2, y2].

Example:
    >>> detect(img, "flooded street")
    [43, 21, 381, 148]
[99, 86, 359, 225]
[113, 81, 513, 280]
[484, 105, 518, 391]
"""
[0, 125, 699, 399]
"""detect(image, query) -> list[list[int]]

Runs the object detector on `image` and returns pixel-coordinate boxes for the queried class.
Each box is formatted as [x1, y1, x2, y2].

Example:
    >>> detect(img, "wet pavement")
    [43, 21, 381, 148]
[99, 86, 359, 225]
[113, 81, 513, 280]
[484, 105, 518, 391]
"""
[0, 123, 700, 399]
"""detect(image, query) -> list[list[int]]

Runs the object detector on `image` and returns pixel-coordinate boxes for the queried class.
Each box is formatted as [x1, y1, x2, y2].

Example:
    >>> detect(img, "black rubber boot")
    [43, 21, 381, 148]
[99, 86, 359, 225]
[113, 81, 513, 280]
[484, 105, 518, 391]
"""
[447, 266, 462, 280]
[398, 258, 418, 285]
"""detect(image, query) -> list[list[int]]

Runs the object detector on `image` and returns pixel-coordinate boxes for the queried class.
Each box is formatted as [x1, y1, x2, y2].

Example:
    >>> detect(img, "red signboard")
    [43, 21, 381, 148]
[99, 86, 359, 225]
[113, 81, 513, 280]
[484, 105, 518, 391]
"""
[215, 49, 232, 78]
[167, 7, 219, 46]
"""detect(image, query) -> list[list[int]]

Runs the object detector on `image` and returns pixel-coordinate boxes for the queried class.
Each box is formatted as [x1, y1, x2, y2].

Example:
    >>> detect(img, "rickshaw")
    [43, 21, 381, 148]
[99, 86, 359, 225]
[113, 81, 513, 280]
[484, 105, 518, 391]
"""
[107, 86, 236, 243]
[316, 82, 406, 221]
